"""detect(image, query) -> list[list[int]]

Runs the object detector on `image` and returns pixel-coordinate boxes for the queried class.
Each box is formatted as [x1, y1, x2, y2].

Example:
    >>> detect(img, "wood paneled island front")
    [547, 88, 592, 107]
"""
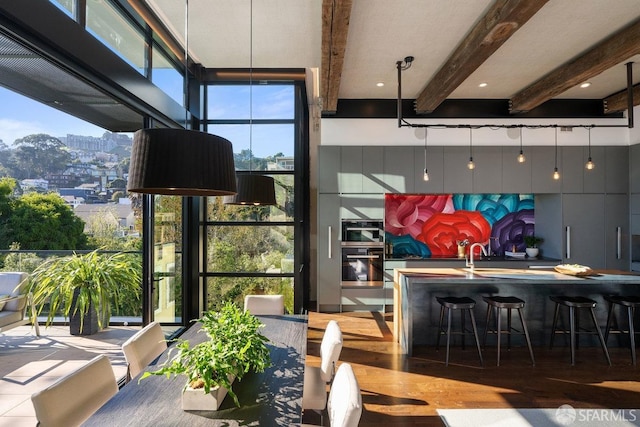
[393, 267, 640, 356]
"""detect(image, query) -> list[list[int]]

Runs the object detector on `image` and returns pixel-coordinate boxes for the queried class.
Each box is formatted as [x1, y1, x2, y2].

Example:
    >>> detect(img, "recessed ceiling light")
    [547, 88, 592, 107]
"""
[376, 82, 384, 87]
[478, 82, 488, 88]
[580, 82, 591, 88]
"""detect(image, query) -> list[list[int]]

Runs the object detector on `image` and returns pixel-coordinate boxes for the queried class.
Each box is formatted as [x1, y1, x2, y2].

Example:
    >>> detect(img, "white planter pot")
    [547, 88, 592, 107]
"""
[525, 247, 539, 258]
[181, 376, 234, 411]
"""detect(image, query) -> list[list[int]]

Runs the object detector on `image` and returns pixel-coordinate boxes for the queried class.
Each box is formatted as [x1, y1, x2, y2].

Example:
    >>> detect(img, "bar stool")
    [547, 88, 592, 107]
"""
[549, 296, 611, 366]
[482, 296, 535, 366]
[604, 295, 640, 366]
[435, 296, 483, 367]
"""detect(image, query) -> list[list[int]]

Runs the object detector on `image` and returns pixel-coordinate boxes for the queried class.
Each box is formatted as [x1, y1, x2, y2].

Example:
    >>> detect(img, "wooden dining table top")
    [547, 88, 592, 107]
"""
[83, 314, 308, 427]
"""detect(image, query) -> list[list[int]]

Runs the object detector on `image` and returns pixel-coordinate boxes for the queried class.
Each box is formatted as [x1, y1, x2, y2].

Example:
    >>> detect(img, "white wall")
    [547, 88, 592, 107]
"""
[321, 117, 632, 146]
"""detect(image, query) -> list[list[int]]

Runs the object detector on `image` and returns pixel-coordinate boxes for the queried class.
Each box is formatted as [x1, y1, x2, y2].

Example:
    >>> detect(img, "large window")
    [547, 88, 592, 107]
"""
[203, 83, 299, 313]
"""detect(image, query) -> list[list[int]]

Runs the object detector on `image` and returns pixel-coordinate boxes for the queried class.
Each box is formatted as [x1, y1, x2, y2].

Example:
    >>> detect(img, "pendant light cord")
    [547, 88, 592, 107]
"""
[249, 0, 254, 174]
[184, 0, 189, 129]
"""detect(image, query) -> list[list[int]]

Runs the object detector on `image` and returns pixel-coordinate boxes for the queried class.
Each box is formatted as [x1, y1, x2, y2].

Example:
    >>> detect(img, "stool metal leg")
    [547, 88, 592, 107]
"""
[436, 305, 445, 351]
[460, 309, 466, 350]
[468, 309, 484, 367]
[518, 308, 536, 366]
[496, 307, 502, 366]
[629, 307, 637, 366]
[482, 304, 492, 348]
[569, 306, 576, 366]
[550, 302, 561, 349]
[507, 308, 513, 350]
[605, 301, 615, 342]
[588, 307, 612, 366]
[445, 308, 452, 366]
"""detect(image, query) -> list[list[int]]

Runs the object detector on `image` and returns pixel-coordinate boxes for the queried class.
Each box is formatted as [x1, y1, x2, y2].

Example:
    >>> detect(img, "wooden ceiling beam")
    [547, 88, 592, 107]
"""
[603, 83, 640, 114]
[510, 18, 640, 113]
[415, 0, 548, 114]
[321, 0, 352, 114]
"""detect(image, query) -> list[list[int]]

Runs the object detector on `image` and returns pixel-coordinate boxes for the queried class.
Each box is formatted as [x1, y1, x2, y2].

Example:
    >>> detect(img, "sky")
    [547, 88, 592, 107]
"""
[0, 86, 108, 146]
[0, 85, 294, 158]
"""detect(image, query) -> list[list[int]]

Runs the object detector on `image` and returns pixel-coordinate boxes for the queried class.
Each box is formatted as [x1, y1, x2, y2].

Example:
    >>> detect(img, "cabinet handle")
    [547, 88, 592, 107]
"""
[328, 226, 332, 259]
[566, 226, 571, 259]
[617, 226, 622, 260]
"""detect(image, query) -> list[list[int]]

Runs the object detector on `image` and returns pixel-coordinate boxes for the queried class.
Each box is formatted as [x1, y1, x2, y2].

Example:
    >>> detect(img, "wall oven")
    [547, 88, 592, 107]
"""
[341, 220, 384, 287]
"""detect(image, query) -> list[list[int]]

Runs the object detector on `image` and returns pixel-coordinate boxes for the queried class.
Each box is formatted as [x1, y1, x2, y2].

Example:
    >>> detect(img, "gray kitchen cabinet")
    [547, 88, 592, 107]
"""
[317, 194, 341, 312]
[414, 145, 444, 193]
[531, 146, 562, 193]
[562, 193, 606, 269]
[605, 194, 629, 270]
[318, 146, 340, 193]
[384, 146, 415, 193]
[443, 146, 473, 193]
[561, 146, 584, 193]
[631, 145, 640, 194]
[340, 194, 384, 220]
[340, 146, 364, 193]
[362, 146, 385, 193]
[605, 146, 629, 194]
[502, 146, 532, 194]
[583, 146, 605, 194]
[472, 146, 503, 193]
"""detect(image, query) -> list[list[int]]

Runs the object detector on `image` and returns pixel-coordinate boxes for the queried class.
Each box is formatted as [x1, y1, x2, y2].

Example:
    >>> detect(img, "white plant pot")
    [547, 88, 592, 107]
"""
[525, 247, 539, 258]
[181, 376, 234, 411]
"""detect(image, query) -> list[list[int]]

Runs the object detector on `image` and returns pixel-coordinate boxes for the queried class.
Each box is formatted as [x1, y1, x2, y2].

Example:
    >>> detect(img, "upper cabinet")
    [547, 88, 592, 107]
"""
[530, 146, 562, 193]
[318, 146, 340, 193]
[318, 146, 385, 194]
[472, 147, 502, 193]
[443, 147, 473, 193]
[340, 146, 364, 193]
[362, 147, 385, 193]
[414, 146, 444, 193]
[502, 146, 532, 194]
[605, 146, 629, 194]
[384, 146, 415, 193]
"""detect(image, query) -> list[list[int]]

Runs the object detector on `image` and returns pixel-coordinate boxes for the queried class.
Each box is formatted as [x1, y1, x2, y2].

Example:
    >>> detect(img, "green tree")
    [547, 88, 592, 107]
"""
[3, 192, 88, 250]
[13, 134, 71, 179]
[108, 178, 127, 189]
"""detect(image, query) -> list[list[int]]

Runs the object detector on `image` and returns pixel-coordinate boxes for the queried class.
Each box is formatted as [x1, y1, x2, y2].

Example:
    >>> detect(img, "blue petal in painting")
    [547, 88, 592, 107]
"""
[385, 233, 431, 258]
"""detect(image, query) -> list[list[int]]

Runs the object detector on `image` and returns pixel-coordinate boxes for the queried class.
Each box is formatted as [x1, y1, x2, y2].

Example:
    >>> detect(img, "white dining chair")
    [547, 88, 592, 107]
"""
[302, 319, 343, 418]
[243, 294, 285, 315]
[301, 362, 362, 427]
[122, 321, 167, 381]
[31, 354, 118, 427]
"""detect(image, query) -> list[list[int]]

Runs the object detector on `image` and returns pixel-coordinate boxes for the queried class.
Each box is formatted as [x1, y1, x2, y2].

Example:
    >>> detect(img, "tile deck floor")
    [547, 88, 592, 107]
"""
[0, 325, 138, 427]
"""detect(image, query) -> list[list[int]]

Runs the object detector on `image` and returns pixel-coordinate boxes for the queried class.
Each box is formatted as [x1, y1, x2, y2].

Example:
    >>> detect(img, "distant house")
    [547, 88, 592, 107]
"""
[73, 201, 136, 234]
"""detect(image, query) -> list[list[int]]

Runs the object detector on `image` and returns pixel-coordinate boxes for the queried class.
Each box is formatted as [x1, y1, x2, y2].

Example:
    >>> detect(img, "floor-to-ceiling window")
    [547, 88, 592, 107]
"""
[202, 82, 308, 314]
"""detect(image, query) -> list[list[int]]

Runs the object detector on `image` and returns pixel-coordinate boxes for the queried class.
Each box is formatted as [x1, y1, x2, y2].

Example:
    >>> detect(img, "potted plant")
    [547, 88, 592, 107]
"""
[523, 235, 543, 258]
[140, 301, 271, 410]
[29, 250, 142, 335]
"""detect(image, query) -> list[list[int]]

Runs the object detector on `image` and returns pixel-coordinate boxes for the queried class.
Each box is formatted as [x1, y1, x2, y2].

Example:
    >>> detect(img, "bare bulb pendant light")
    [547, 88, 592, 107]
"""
[127, 0, 237, 196]
[224, 0, 276, 206]
[467, 128, 475, 170]
[585, 127, 595, 170]
[517, 127, 526, 163]
[553, 127, 560, 180]
[423, 128, 429, 181]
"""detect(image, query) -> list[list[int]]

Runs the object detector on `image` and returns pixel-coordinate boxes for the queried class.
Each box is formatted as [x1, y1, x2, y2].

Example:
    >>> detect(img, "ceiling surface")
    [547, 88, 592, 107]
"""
[145, 0, 640, 115]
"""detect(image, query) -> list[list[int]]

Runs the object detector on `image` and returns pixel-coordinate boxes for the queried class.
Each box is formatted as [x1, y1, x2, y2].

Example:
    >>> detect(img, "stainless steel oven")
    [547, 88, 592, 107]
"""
[341, 220, 384, 246]
[341, 246, 384, 287]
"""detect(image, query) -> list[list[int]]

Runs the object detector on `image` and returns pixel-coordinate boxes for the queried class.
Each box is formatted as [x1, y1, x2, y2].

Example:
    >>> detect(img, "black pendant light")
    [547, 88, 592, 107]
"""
[127, 0, 237, 197]
[225, 0, 276, 206]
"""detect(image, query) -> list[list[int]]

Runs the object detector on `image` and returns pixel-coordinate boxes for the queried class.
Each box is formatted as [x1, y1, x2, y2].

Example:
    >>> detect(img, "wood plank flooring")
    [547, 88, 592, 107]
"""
[304, 311, 640, 427]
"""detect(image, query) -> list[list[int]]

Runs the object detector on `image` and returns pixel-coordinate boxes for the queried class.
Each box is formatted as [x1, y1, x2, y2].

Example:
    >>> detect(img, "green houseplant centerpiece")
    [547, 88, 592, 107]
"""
[523, 235, 543, 258]
[140, 301, 271, 410]
[29, 250, 142, 335]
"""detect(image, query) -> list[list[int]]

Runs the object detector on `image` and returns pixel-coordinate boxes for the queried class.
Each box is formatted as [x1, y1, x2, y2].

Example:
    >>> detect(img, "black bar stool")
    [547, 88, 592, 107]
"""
[549, 296, 611, 366]
[604, 295, 640, 366]
[435, 296, 483, 367]
[482, 296, 535, 366]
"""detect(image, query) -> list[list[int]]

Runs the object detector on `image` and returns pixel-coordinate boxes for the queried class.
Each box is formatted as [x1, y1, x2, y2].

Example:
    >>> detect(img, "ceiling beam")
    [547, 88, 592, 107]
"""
[510, 18, 640, 113]
[603, 83, 640, 114]
[321, 0, 352, 114]
[415, 0, 548, 114]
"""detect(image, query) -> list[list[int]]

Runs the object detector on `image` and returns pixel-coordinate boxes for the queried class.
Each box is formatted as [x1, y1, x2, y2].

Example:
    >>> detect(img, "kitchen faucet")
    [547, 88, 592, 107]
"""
[466, 242, 488, 271]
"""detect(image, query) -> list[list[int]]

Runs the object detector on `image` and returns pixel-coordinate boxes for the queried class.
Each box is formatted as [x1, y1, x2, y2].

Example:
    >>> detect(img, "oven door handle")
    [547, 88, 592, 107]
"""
[345, 227, 381, 231]
[345, 255, 380, 259]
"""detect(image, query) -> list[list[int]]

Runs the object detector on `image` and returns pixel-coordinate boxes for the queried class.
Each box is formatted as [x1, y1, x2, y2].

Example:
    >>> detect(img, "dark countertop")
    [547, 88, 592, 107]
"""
[385, 255, 560, 262]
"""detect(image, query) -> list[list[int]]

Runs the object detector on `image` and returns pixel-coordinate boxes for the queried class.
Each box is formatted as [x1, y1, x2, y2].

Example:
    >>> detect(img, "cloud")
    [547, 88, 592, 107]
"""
[0, 118, 46, 146]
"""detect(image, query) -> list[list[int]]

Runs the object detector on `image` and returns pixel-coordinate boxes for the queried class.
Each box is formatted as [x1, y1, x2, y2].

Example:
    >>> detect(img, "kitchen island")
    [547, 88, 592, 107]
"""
[393, 267, 640, 356]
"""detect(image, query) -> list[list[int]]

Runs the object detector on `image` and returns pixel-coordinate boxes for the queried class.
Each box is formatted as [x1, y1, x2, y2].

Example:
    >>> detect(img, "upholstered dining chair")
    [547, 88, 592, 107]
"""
[122, 321, 167, 382]
[243, 294, 285, 315]
[302, 319, 343, 420]
[301, 362, 363, 427]
[31, 354, 118, 427]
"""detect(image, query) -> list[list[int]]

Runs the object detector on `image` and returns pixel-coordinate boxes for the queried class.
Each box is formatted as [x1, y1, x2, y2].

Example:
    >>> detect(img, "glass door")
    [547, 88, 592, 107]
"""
[153, 195, 182, 323]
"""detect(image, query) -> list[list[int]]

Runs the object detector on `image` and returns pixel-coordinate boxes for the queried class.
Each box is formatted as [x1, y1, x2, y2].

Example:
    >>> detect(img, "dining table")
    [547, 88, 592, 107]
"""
[83, 314, 308, 427]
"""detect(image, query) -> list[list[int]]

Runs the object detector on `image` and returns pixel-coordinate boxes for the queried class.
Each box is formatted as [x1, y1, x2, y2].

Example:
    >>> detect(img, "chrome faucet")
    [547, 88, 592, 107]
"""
[466, 242, 488, 271]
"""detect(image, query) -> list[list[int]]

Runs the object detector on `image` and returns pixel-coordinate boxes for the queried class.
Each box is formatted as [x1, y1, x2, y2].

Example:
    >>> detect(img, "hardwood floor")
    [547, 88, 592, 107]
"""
[305, 311, 640, 426]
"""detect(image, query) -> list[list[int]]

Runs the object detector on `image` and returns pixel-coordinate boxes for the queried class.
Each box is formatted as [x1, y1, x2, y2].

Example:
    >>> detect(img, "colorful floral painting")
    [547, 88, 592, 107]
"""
[384, 193, 534, 258]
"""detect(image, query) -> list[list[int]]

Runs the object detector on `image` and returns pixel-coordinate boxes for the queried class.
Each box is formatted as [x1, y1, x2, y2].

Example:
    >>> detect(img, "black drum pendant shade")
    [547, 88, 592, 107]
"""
[127, 128, 237, 196]
[224, 174, 276, 205]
